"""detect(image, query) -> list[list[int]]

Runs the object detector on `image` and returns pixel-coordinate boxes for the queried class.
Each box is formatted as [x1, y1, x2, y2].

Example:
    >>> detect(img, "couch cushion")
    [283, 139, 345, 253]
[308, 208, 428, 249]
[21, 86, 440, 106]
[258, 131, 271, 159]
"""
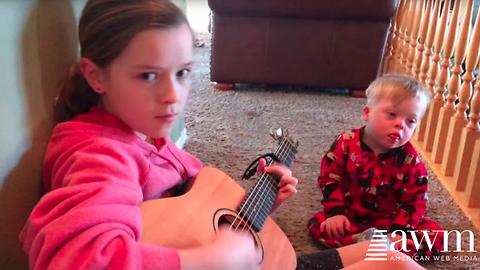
[208, 0, 399, 22]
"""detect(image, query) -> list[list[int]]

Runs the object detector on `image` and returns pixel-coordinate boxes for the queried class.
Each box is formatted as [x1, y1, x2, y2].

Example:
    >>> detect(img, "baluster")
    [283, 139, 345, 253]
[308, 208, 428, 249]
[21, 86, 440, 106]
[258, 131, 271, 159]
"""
[420, 0, 441, 84]
[444, 0, 479, 179]
[407, 0, 424, 76]
[427, 0, 450, 92]
[416, 0, 448, 143]
[467, 79, 480, 131]
[389, 0, 406, 73]
[419, 0, 460, 143]
[464, 81, 480, 206]
[394, 0, 410, 73]
[413, 0, 434, 80]
[414, 0, 440, 144]
[431, 0, 474, 162]
[383, 3, 400, 74]
[401, 1, 417, 74]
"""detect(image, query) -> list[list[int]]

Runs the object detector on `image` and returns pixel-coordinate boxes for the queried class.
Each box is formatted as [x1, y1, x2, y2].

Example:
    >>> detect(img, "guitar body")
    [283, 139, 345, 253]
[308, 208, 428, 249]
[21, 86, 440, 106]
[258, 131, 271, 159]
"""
[140, 167, 297, 270]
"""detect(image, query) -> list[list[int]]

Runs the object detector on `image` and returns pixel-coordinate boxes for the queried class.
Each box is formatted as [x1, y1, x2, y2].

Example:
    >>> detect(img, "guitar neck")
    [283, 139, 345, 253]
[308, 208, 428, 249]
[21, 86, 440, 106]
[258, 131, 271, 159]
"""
[238, 136, 297, 232]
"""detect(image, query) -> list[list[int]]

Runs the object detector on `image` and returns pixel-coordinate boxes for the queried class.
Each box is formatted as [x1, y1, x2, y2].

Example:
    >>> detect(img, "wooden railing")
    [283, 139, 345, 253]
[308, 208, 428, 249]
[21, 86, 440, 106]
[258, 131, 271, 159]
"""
[383, 0, 480, 230]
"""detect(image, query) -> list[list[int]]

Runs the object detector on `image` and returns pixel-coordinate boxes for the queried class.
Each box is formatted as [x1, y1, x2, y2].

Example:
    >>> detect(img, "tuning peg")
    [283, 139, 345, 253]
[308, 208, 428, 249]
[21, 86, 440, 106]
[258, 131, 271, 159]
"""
[270, 128, 285, 141]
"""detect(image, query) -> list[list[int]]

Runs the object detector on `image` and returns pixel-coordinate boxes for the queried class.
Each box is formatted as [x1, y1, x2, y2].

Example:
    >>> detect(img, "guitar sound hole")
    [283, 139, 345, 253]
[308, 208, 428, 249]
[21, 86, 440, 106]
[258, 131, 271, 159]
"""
[218, 215, 254, 236]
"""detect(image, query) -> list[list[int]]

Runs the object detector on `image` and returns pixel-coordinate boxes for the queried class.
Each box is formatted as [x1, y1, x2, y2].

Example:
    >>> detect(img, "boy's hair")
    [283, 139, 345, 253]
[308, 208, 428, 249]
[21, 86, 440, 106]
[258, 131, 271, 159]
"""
[365, 74, 432, 116]
[54, 0, 191, 123]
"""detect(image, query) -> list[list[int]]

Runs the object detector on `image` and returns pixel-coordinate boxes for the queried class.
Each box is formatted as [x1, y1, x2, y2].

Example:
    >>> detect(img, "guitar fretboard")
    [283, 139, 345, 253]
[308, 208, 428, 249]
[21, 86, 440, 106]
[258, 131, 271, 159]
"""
[238, 136, 297, 232]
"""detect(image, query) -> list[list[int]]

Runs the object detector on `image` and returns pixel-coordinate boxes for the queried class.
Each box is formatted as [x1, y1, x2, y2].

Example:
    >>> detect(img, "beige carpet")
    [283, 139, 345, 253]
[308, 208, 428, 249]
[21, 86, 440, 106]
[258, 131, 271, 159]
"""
[184, 37, 480, 270]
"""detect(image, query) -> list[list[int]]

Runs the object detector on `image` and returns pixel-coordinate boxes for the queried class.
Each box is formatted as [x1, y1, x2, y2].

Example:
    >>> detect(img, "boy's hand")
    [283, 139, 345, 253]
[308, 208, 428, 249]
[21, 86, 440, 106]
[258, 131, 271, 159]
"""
[320, 215, 350, 239]
[256, 158, 298, 213]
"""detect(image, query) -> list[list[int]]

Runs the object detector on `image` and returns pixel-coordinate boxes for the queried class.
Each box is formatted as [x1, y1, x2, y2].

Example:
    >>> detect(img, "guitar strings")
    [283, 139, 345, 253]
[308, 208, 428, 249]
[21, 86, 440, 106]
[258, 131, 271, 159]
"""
[229, 137, 292, 233]
[233, 136, 296, 234]
[239, 138, 294, 234]
[246, 139, 295, 232]
[229, 137, 288, 232]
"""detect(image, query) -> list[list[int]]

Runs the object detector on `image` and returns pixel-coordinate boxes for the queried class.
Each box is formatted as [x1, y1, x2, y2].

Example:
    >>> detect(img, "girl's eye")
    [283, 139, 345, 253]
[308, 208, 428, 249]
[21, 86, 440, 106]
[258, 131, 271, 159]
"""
[409, 119, 417, 124]
[140, 72, 157, 81]
[176, 69, 191, 78]
[388, 112, 396, 118]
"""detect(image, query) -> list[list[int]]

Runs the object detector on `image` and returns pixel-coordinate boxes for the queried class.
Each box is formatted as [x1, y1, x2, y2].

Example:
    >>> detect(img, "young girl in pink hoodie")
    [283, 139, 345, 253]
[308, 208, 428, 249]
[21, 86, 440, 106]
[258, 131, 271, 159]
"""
[19, 1, 298, 269]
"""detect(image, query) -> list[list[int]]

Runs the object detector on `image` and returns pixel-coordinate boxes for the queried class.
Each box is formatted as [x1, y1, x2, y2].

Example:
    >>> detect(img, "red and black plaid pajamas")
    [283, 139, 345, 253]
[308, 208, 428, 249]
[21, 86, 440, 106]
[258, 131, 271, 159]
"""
[309, 127, 443, 257]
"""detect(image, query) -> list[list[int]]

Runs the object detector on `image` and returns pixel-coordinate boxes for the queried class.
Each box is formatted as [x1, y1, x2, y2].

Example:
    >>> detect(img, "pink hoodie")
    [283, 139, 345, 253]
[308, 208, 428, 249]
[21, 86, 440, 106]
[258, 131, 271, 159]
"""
[20, 107, 203, 270]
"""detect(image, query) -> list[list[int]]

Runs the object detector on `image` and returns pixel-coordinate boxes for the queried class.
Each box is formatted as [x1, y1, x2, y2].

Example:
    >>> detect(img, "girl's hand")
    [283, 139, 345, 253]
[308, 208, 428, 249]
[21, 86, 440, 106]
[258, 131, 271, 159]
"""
[211, 227, 261, 270]
[320, 215, 350, 239]
[256, 158, 298, 214]
[179, 226, 260, 270]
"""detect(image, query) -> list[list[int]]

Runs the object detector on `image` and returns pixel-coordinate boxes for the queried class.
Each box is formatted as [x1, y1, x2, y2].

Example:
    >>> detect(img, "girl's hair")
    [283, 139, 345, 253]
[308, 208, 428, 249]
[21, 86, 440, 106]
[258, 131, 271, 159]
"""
[54, 0, 190, 123]
[365, 74, 432, 115]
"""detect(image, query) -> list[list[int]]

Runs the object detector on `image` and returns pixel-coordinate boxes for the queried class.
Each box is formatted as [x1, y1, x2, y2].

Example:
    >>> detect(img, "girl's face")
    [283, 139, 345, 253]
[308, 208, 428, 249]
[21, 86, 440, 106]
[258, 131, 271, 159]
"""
[99, 24, 193, 138]
[363, 96, 424, 154]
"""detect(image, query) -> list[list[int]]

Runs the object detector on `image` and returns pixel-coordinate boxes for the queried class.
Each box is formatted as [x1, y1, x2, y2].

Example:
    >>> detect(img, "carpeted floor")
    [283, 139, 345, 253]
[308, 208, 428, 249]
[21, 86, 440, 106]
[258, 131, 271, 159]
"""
[183, 36, 480, 270]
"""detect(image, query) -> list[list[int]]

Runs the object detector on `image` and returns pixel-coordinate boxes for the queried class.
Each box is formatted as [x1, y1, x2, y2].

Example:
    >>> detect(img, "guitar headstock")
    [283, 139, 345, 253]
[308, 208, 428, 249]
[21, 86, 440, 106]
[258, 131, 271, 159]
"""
[270, 128, 299, 149]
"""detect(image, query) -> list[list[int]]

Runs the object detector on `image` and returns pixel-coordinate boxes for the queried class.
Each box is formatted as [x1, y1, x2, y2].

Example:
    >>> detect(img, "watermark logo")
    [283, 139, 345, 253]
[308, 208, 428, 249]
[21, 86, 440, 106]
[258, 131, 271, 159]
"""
[364, 231, 389, 261]
[364, 229, 478, 262]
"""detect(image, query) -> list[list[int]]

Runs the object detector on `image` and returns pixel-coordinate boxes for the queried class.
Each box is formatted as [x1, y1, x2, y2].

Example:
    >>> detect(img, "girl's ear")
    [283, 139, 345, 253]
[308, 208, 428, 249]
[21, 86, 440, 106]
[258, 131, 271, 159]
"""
[79, 58, 105, 94]
[363, 105, 370, 121]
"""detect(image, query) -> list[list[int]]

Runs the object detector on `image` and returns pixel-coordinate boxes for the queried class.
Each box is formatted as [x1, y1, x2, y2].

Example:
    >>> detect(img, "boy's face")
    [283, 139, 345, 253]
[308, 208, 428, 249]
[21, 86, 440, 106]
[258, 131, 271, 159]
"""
[363, 96, 425, 153]
[97, 24, 193, 138]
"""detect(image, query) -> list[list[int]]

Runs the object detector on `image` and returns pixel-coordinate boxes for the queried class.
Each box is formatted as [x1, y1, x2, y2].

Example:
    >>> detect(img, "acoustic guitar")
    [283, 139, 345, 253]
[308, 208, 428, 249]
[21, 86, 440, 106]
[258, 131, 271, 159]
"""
[140, 129, 298, 269]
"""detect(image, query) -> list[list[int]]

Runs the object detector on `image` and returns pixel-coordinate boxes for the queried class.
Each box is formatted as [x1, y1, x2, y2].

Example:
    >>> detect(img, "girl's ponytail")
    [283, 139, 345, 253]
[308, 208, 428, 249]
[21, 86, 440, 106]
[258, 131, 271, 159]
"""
[54, 64, 98, 123]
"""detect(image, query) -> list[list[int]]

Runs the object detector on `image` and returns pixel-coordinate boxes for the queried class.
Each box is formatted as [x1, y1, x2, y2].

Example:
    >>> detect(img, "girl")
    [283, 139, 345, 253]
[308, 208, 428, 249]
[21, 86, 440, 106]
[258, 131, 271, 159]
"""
[20, 1, 297, 270]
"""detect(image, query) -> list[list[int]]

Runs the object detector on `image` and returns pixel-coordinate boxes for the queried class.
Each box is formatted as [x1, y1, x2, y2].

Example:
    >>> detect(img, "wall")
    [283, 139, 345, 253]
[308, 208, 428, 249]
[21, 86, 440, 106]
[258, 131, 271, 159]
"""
[186, 0, 210, 34]
[0, 1, 85, 269]
[171, 0, 188, 147]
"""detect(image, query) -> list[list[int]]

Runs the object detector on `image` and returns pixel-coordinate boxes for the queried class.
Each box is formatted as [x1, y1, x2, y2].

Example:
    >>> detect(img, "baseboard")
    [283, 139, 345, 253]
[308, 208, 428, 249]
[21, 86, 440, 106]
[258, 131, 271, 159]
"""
[410, 139, 480, 231]
[174, 127, 188, 149]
